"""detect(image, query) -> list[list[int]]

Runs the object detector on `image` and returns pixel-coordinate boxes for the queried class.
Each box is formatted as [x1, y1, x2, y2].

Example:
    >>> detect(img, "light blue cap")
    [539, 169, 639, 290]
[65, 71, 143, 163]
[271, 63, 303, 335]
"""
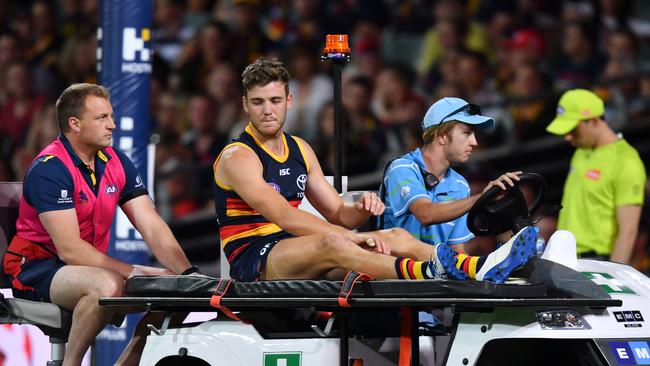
[422, 97, 494, 131]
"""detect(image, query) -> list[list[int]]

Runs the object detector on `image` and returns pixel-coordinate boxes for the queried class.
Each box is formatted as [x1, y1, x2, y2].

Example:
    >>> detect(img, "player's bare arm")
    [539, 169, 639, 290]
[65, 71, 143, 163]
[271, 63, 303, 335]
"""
[297, 137, 384, 229]
[216, 144, 387, 254]
[610, 205, 642, 264]
[216, 144, 349, 236]
[121, 195, 191, 274]
[409, 171, 522, 225]
[39, 208, 134, 278]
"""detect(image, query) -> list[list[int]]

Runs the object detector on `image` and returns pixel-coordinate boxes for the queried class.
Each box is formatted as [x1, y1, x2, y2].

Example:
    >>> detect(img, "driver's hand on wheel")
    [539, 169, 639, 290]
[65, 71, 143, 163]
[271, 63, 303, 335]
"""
[482, 171, 522, 193]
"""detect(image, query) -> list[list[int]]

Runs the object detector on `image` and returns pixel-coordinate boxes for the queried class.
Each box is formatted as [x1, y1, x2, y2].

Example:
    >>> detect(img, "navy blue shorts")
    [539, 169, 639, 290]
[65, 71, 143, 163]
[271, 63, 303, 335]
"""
[229, 233, 293, 282]
[12, 257, 65, 302]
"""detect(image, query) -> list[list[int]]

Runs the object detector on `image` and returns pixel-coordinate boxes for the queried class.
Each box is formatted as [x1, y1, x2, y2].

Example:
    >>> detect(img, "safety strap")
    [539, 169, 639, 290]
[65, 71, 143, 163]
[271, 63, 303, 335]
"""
[338, 271, 373, 307]
[398, 307, 413, 366]
[209, 278, 248, 323]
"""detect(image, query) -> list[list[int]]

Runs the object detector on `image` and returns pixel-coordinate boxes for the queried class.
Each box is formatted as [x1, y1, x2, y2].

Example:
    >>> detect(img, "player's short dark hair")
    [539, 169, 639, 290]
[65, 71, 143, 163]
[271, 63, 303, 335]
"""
[241, 57, 290, 97]
[56, 83, 111, 132]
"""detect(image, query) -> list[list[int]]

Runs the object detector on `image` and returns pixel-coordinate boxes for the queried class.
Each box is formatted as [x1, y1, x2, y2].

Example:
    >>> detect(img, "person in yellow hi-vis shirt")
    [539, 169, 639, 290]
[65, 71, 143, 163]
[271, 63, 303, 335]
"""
[547, 89, 646, 264]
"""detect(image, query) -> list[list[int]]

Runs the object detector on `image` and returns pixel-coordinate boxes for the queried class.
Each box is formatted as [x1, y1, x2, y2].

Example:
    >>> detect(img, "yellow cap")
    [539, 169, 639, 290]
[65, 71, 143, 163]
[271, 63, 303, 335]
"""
[546, 89, 605, 135]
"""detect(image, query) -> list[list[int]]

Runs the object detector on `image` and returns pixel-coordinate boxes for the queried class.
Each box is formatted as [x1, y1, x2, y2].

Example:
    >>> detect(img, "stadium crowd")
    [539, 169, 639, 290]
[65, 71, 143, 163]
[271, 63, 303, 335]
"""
[1, 0, 650, 271]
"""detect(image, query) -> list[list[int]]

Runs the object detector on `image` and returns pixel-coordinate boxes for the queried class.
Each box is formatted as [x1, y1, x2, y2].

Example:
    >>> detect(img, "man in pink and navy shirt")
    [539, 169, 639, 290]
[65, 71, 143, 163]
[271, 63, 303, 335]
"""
[2, 83, 196, 366]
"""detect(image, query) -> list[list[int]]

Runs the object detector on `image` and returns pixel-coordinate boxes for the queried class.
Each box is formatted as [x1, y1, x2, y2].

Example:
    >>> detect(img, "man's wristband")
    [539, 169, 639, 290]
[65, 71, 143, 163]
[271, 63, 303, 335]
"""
[181, 265, 201, 275]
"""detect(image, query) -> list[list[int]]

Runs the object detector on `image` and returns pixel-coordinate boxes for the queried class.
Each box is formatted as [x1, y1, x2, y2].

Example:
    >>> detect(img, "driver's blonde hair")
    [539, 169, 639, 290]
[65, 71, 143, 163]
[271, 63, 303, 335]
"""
[422, 121, 459, 145]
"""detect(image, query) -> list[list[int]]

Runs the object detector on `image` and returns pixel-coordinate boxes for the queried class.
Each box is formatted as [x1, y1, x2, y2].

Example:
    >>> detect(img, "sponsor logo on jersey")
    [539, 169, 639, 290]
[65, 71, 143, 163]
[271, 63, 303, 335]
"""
[57, 190, 73, 204]
[105, 185, 118, 195]
[135, 175, 144, 188]
[269, 182, 281, 192]
[78, 191, 89, 204]
[296, 174, 307, 191]
[585, 169, 601, 180]
[400, 185, 411, 198]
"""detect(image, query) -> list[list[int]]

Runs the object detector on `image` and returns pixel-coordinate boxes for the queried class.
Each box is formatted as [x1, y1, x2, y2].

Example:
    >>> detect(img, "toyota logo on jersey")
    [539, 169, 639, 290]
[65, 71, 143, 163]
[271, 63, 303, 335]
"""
[296, 174, 307, 191]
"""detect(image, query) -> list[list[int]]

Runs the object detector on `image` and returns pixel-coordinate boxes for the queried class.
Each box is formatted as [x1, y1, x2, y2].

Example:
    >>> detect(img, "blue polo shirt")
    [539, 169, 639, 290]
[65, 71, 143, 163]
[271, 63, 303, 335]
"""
[382, 148, 474, 246]
[23, 134, 147, 213]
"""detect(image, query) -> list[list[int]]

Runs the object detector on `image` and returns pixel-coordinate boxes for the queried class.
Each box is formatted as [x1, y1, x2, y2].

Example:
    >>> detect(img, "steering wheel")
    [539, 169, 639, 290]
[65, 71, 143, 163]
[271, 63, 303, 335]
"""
[467, 173, 547, 236]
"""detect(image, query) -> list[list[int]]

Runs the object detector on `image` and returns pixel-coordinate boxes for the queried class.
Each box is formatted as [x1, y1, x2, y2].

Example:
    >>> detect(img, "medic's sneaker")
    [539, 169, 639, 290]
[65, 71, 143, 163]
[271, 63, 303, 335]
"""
[427, 243, 469, 280]
[475, 226, 537, 284]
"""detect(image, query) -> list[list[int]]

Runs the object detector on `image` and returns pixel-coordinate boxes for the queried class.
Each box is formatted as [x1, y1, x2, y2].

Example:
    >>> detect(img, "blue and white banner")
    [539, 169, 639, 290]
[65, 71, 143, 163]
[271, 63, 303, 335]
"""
[97, 1, 153, 364]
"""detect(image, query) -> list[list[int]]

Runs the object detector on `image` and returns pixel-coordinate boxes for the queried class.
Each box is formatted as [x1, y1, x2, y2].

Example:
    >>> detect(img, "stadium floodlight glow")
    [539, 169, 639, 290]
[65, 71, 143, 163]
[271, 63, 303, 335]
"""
[536, 310, 591, 330]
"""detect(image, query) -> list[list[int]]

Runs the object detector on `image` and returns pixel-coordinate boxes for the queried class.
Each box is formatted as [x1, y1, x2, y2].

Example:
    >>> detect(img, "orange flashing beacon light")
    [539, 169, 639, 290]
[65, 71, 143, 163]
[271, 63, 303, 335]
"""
[322, 34, 351, 60]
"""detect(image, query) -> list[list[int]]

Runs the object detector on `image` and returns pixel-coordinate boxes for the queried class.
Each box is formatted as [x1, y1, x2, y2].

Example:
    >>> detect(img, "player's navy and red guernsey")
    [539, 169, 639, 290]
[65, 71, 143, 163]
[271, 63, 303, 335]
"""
[213, 124, 310, 267]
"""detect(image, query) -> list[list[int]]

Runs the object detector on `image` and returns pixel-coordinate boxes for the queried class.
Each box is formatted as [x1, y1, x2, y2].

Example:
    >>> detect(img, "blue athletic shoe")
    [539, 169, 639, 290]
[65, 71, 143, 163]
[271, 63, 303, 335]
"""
[475, 226, 537, 284]
[427, 243, 469, 280]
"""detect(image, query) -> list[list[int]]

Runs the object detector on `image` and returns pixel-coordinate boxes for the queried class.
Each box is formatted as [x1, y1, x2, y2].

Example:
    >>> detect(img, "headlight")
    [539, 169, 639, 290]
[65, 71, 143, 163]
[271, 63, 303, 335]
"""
[536, 310, 591, 330]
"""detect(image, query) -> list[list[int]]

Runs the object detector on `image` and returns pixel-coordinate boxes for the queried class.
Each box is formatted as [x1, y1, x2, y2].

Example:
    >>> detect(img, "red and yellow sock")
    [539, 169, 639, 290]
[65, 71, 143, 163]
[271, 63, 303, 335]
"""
[395, 254, 488, 280]
[455, 253, 487, 279]
[394, 257, 431, 279]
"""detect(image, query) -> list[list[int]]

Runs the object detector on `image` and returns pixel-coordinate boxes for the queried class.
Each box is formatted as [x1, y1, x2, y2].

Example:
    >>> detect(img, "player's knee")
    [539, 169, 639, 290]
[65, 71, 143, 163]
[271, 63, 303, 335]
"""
[383, 227, 410, 241]
[322, 232, 352, 253]
[93, 271, 124, 298]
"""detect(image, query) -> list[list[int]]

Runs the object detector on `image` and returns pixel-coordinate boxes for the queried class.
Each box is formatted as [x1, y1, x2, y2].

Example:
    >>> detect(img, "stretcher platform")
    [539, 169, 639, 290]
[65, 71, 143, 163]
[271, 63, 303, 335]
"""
[99, 258, 623, 366]
[100, 257, 621, 312]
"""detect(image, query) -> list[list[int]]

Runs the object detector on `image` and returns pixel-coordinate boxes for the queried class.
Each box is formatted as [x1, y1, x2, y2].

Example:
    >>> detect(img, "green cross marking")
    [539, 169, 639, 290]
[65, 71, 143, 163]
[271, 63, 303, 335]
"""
[263, 352, 301, 366]
[581, 272, 636, 294]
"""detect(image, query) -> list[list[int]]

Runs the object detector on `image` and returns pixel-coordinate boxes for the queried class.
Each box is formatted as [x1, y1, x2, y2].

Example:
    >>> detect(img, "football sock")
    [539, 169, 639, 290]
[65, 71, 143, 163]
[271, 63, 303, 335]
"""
[394, 257, 433, 279]
[455, 253, 487, 279]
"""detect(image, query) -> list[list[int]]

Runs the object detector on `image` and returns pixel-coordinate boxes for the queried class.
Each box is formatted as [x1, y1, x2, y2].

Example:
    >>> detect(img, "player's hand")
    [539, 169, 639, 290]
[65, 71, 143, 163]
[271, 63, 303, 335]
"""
[355, 191, 385, 216]
[128, 264, 174, 278]
[482, 171, 522, 193]
[347, 232, 390, 255]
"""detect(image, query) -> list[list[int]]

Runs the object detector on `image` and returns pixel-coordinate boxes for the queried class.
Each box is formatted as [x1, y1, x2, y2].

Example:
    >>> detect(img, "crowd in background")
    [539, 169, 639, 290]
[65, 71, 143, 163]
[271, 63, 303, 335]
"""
[1, 0, 650, 269]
